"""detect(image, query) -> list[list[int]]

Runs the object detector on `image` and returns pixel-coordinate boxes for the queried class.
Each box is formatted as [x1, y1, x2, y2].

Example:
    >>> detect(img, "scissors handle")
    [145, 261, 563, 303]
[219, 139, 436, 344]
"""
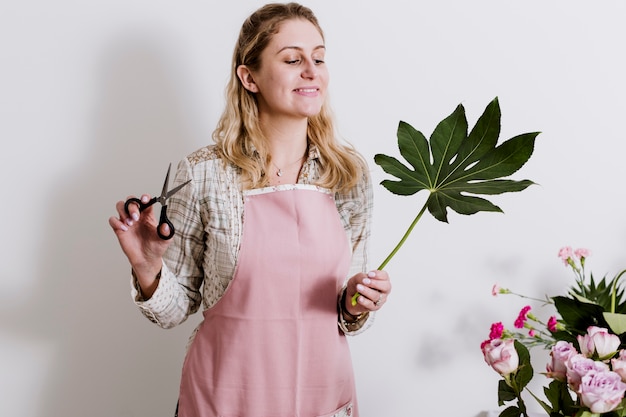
[124, 197, 156, 216]
[157, 205, 175, 240]
[124, 198, 176, 240]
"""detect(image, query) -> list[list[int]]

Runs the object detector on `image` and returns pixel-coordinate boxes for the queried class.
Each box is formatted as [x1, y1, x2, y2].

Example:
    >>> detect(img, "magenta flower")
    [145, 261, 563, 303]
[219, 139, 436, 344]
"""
[547, 316, 558, 332]
[514, 305, 532, 329]
[528, 329, 536, 337]
[489, 322, 504, 340]
[558, 246, 574, 266]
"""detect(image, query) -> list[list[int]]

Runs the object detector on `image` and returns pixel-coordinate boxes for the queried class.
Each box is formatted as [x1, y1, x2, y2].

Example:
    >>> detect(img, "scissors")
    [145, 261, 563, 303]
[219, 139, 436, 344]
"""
[124, 163, 191, 240]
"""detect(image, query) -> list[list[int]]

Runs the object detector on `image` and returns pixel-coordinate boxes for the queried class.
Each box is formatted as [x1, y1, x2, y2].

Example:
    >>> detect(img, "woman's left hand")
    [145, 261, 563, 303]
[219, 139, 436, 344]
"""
[344, 270, 391, 316]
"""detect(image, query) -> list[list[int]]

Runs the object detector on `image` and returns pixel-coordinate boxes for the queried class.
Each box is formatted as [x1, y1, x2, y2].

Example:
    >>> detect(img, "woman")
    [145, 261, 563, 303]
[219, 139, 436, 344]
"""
[109, 3, 391, 417]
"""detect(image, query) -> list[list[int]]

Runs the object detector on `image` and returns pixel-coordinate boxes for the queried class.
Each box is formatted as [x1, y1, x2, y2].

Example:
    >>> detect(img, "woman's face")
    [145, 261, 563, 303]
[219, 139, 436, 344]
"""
[245, 19, 328, 121]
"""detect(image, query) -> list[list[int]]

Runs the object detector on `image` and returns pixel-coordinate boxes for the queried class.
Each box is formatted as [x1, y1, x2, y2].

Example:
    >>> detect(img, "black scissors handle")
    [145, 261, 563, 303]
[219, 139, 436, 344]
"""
[124, 196, 157, 215]
[157, 205, 175, 240]
[123, 197, 176, 240]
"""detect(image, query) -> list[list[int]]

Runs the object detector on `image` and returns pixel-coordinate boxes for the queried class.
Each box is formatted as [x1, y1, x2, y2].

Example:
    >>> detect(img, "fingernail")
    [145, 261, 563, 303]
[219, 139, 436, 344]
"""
[367, 271, 376, 278]
[356, 284, 365, 292]
[125, 219, 134, 226]
[362, 278, 371, 285]
[120, 224, 128, 231]
[132, 213, 139, 221]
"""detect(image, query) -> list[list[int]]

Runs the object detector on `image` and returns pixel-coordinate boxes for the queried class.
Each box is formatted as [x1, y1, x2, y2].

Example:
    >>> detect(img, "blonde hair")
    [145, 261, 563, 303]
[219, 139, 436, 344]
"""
[212, 2, 364, 191]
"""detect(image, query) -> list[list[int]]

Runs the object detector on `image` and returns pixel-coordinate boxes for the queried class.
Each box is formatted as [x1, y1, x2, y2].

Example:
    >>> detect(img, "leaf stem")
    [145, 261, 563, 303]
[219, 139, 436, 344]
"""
[351, 199, 429, 306]
[611, 270, 626, 313]
[377, 199, 429, 270]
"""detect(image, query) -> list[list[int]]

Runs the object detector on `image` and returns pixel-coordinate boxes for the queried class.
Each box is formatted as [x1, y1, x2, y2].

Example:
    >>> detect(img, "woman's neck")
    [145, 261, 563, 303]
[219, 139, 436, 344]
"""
[260, 116, 309, 165]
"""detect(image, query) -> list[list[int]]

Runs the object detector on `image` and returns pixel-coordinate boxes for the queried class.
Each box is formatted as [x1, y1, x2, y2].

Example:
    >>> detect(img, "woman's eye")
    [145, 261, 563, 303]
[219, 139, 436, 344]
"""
[314, 59, 325, 65]
[286, 59, 301, 64]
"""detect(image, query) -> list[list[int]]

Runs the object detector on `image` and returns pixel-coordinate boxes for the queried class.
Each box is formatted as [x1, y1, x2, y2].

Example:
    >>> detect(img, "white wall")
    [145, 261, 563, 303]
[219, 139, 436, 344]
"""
[2, 1, 625, 416]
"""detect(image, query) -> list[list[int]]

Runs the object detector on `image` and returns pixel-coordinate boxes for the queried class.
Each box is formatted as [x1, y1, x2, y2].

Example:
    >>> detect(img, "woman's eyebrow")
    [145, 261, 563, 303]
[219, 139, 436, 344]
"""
[276, 45, 326, 54]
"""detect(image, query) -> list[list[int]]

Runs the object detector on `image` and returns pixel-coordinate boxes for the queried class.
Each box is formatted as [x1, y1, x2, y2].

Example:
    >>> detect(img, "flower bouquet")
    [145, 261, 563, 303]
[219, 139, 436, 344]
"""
[481, 248, 626, 417]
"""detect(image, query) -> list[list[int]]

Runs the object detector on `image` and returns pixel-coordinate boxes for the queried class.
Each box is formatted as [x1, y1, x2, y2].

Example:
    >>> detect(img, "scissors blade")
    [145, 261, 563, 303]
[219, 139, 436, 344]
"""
[165, 179, 191, 199]
[159, 163, 172, 199]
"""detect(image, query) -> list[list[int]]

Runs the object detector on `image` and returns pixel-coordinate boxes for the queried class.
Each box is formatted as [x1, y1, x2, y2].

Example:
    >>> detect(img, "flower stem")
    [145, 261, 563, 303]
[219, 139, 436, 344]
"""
[351, 199, 429, 306]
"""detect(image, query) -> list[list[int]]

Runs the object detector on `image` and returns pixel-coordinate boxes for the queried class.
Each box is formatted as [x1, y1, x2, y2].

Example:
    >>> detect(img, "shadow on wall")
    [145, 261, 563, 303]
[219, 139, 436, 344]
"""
[14, 35, 204, 417]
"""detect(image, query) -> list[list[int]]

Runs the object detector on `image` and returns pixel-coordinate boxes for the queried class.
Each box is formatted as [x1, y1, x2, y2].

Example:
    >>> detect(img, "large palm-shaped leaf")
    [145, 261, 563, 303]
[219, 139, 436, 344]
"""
[376, 97, 538, 223]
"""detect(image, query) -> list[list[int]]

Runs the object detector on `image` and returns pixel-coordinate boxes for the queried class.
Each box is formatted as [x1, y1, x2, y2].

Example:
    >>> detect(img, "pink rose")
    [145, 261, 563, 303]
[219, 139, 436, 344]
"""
[558, 246, 574, 265]
[482, 338, 519, 376]
[566, 354, 609, 392]
[546, 341, 577, 381]
[579, 370, 626, 413]
[578, 326, 620, 360]
[611, 350, 626, 382]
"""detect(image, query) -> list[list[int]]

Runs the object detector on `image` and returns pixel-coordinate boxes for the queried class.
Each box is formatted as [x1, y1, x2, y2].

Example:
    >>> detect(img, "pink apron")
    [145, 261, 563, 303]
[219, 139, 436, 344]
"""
[177, 185, 358, 417]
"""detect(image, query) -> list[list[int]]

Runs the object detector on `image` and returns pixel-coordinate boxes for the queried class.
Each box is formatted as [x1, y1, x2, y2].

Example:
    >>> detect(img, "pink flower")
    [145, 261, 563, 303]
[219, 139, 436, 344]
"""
[514, 305, 532, 329]
[611, 350, 626, 382]
[578, 326, 620, 360]
[566, 354, 610, 392]
[491, 284, 500, 296]
[547, 316, 558, 332]
[558, 246, 574, 265]
[574, 248, 591, 259]
[546, 340, 577, 381]
[482, 338, 519, 376]
[491, 284, 509, 296]
[579, 370, 626, 413]
[489, 322, 504, 340]
[528, 329, 536, 337]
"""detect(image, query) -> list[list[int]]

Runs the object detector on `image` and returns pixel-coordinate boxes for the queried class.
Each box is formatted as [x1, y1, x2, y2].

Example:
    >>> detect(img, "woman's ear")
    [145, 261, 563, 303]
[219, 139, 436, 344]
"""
[237, 65, 258, 93]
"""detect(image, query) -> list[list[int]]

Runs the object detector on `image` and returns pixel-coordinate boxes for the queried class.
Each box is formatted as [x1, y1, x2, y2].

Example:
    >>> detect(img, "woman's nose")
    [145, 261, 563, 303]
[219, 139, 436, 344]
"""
[301, 58, 318, 79]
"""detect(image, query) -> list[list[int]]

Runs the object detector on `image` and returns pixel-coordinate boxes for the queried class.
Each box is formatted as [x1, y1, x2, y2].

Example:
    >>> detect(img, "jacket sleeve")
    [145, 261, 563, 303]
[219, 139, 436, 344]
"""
[131, 158, 205, 329]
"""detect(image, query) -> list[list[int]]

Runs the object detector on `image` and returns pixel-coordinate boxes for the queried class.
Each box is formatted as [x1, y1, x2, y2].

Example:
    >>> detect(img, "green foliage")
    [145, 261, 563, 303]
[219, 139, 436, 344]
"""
[543, 380, 578, 416]
[553, 295, 608, 341]
[374, 97, 539, 223]
[571, 273, 626, 313]
[553, 269, 626, 346]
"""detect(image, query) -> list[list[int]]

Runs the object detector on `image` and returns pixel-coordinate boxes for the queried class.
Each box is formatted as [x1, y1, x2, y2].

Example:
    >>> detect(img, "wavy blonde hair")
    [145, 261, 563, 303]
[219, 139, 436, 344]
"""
[212, 2, 364, 191]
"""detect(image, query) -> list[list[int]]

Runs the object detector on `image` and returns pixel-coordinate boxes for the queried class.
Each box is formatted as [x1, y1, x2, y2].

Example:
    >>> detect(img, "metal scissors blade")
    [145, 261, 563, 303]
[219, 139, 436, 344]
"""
[158, 163, 191, 202]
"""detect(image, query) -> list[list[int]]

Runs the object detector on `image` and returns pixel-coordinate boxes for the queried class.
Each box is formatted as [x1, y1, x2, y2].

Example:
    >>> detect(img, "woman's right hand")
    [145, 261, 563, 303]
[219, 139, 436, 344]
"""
[108, 194, 173, 298]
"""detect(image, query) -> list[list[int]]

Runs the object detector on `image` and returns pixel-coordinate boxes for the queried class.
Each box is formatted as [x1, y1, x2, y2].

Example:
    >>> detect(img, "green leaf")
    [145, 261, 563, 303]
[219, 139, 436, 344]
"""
[544, 379, 577, 415]
[513, 340, 533, 390]
[499, 406, 522, 417]
[604, 312, 626, 335]
[498, 379, 517, 405]
[553, 295, 608, 337]
[375, 97, 539, 223]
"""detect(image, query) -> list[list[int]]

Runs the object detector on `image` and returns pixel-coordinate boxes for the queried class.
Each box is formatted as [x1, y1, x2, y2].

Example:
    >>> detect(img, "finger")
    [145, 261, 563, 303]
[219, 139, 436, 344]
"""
[158, 223, 171, 238]
[355, 284, 382, 307]
[363, 271, 391, 293]
[108, 216, 128, 232]
[120, 197, 141, 225]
